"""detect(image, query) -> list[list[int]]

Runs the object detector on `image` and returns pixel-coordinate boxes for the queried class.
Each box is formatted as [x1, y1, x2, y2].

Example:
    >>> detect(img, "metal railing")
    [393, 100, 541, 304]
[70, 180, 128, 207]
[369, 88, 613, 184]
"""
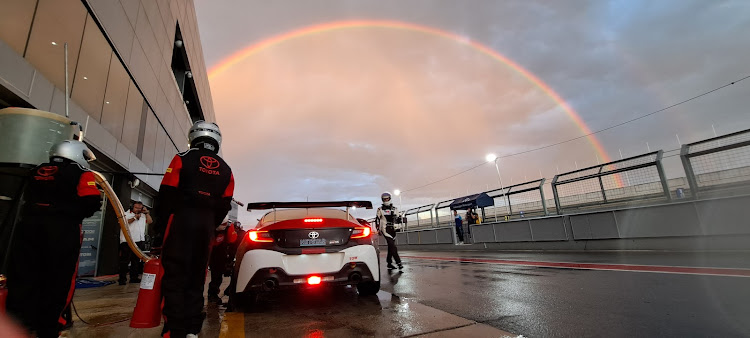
[434, 199, 456, 226]
[681, 128, 750, 197]
[551, 151, 670, 214]
[403, 204, 435, 231]
[371, 129, 750, 240]
[483, 178, 548, 221]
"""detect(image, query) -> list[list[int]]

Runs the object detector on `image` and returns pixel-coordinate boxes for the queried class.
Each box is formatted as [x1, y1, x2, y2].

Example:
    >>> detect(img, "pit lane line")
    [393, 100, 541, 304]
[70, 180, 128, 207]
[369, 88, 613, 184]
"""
[401, 255, 750, 278]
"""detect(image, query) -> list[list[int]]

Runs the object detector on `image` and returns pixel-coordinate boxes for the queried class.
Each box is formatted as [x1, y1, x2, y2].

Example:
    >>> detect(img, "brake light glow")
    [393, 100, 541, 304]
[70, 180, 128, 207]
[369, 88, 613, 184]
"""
[307, 276, 322, 285]
[350, 226, 371, 239]
[248, 230, 273, 243]
[304, 218, 323, 223]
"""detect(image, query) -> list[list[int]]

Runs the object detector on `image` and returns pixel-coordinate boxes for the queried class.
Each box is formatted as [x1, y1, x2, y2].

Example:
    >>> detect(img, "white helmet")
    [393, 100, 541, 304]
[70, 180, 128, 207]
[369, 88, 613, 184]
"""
[381, 192, 392, 206]
[188, 120, 222, 150]
[49, 140, 96, 168]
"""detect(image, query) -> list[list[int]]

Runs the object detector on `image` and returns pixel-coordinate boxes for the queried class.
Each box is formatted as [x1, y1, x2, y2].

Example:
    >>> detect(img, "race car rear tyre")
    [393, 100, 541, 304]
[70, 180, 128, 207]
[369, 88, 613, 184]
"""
[356, 281, 380, 296]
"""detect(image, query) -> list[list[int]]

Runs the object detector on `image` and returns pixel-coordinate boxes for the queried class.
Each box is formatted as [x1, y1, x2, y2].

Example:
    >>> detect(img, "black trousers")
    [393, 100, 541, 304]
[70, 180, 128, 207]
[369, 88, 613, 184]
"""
[208, 243, 229, 296]
[6, 218, 81, 338]
[119, 241, 144, 281]
[456, 225, 464, 242]
[384, 226, 401, 265]
[161, 209, 215, 337]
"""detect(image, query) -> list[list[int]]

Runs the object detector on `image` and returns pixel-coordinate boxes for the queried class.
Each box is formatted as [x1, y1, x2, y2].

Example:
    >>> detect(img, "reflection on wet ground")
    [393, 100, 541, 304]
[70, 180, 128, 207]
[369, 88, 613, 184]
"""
[63, 267, 513, 337]
[56, 250, 750, 337]
[384, 250, 750, 337]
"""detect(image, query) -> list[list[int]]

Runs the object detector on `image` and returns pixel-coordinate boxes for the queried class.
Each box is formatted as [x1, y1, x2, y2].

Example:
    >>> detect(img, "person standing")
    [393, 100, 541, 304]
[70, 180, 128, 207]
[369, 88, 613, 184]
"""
[465, 208, 478, 242]
[151, 121, 234, 338]
[376, 192, 403, 270]
[453, 210, 464, 244]
[6, 140, 101, 338]
[118, 201, 152, 285]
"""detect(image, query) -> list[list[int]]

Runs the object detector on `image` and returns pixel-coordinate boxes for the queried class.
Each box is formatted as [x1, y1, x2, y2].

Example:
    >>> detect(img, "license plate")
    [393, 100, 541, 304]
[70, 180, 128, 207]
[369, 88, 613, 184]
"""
[300, 238, 326, 246]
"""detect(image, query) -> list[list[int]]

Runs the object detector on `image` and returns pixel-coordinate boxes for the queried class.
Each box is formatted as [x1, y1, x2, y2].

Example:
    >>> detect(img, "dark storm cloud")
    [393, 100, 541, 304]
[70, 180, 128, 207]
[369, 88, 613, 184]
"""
[195, 0, 750, 221]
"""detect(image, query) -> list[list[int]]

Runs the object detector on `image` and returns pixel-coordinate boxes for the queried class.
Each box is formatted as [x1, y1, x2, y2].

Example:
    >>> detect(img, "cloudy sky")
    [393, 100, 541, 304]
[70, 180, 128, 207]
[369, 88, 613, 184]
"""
[194, 0, 750, 222]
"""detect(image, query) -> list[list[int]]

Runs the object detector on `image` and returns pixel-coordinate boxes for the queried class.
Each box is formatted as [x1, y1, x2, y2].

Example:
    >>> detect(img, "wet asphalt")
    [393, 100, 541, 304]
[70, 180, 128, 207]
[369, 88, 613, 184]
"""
[58, 250, 750, 337]
[384, 250, 750, 337]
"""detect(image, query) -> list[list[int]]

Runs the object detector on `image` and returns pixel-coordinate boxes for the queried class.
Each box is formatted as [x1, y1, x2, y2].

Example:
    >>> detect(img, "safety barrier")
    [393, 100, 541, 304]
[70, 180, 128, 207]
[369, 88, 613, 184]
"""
[385, 193, 750, 250]
[681, 128, 750, 198]
[378, 226, 455, 246]
[403, 204, 435, 231]
[484, 179, 549, 221]
[551, 151, 670, 214]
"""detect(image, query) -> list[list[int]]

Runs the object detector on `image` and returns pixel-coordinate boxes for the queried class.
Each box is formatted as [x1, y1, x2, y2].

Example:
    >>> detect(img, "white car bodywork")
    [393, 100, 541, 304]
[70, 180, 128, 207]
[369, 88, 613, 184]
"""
[236, 244, 379, 293]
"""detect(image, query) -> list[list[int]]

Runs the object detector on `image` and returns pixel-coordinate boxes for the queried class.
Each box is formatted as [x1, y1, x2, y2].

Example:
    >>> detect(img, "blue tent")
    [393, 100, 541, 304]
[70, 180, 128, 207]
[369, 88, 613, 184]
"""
[449, 193, 494, 210]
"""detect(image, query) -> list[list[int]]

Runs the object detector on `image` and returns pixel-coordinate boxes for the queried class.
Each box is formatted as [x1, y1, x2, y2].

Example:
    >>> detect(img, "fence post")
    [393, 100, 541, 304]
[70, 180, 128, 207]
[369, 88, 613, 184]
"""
[655, 150, 671, 201]
[552, 175, 562, 215]
[539, 178, 549, 216]
[679, 144, 699, 199]
[506, 194, 513, 216]
[597, 166, 608, 204]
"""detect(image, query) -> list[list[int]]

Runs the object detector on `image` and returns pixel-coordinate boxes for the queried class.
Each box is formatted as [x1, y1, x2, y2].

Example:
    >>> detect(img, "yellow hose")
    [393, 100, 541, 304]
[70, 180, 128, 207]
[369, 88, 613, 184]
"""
[92, 171, 153, 262]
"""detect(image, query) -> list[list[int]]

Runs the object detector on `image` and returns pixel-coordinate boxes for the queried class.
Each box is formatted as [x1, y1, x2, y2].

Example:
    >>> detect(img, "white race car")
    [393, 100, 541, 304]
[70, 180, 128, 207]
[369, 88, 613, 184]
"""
[231, 201, 380, 308]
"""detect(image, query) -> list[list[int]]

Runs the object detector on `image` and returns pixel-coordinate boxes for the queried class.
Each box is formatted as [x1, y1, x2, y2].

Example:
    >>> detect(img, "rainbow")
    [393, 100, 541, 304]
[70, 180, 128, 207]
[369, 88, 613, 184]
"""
[207, 19, 619, 182]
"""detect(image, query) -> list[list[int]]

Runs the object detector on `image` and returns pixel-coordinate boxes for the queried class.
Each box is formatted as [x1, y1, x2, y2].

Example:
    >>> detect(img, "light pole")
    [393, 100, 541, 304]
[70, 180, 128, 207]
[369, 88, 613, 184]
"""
[486, 154, 503, 190]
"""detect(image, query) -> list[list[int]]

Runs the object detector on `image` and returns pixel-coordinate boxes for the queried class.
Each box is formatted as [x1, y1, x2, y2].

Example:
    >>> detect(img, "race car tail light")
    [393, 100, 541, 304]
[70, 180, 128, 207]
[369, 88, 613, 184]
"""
[294, 276, 334, 284]
[303, 218, 323, 223]
[248, 230, 273, 243]
[307, 276, 322, 285]
[350, 226, 371, 239]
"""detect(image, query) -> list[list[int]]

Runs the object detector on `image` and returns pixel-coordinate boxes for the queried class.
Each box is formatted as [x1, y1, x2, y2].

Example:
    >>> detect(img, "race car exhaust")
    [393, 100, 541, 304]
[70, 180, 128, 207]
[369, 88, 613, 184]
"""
[263, 279, 278, 291]
[349, 272, 362, 283]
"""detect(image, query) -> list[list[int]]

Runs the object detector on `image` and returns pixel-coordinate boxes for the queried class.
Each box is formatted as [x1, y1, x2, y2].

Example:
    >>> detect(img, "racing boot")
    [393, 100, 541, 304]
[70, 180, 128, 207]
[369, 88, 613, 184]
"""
[208, 293, 222, 305]
[387, 263, 396, 270]
[398, 263, 404, 270]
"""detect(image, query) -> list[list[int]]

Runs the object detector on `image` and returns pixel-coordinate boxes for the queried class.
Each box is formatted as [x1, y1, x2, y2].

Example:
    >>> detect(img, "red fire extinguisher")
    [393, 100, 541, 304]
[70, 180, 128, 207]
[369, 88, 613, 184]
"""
[0, 274, 7, 314]
[129, 259, 163, 328]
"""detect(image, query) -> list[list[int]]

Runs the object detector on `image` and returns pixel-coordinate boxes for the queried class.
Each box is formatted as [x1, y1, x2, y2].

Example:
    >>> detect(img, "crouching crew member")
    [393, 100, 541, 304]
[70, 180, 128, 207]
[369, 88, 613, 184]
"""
[207, 218, 238, 305]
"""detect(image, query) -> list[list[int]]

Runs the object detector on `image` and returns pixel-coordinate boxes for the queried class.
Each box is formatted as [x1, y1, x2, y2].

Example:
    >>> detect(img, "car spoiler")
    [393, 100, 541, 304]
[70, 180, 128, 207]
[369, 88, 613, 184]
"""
[246, 201, 373, 211]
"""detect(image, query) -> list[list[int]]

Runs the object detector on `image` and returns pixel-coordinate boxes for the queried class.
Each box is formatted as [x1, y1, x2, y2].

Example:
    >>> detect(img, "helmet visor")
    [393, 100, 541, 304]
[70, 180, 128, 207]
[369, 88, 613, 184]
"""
[83, 148, 96, 162]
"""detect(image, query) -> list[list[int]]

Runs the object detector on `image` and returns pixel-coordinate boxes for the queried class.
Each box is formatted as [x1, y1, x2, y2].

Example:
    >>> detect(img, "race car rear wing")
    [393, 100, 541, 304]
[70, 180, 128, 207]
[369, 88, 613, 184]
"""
[246, 201, 373, 211]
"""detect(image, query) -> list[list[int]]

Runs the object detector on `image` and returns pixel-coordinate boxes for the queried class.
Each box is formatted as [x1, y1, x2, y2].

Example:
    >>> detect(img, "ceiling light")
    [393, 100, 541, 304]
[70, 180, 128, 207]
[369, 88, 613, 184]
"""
[51, 42, 57, 46]
[83, 76, 88, 80]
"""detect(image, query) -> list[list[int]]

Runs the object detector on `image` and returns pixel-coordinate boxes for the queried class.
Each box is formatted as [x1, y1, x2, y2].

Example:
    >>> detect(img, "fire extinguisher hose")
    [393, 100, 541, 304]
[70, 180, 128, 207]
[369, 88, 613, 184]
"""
[92, 171, 153, 262]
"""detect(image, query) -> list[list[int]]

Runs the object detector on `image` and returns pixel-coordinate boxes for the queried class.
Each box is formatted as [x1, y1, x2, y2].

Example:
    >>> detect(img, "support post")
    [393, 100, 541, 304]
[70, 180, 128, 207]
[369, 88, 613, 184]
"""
[679, 145, 699, 199]
[539, 178, 549, 216]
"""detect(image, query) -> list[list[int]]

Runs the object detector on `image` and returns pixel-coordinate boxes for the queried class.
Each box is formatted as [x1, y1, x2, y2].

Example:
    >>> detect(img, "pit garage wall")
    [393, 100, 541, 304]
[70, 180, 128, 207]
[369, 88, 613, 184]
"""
[381, 194, 750, 251]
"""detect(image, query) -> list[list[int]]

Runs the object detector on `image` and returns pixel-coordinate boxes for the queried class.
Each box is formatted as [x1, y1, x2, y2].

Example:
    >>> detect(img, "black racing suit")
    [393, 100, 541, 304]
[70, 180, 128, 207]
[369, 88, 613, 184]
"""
[6, 160, 101, 338]
[376, 205, 401, 267]
[153, 147, 234, 337]
[208, 224, 238, 298]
